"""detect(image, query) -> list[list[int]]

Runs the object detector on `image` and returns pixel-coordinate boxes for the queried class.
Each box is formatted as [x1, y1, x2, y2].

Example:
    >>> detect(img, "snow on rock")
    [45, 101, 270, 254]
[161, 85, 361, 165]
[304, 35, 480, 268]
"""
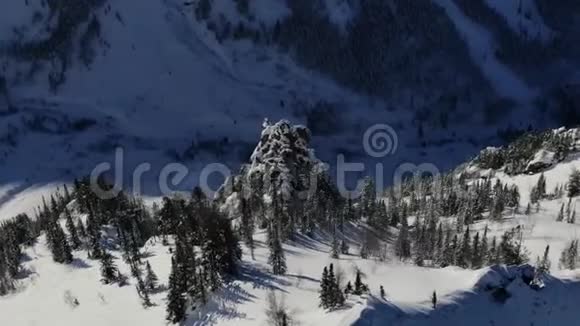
[249, 119, 325, 197]
[526, 149, 556, 173]
[473, 264, 536, 290]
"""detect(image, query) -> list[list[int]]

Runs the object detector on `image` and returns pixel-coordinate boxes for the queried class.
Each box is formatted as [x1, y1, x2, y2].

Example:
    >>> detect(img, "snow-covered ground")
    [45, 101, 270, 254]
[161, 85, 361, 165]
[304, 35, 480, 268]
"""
[3, 149, 580, 325]
[1, 215, 579, 326]
[1, 1, 579, 325]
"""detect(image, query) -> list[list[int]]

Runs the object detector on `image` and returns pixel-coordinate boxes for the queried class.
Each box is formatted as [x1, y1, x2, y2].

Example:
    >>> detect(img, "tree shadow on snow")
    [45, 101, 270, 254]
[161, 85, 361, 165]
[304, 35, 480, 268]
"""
[70, 258, 92, 269]
[237, 261, 292, 291]
[182, 282, 255, 326]
[181, 261, 293, 325]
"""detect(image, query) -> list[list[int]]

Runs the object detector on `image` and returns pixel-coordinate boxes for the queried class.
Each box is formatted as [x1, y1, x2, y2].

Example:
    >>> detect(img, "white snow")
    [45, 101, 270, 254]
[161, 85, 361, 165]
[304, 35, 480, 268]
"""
[2, 216, 580, 326]
[526, 149, 556, 171]
[2, 148, 580, 325]
[0, 183, 64, 220]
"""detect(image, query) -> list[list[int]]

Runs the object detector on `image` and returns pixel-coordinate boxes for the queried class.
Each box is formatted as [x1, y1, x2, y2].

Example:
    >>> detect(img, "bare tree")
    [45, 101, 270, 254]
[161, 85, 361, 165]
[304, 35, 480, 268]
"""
[265, 291, 294, 326]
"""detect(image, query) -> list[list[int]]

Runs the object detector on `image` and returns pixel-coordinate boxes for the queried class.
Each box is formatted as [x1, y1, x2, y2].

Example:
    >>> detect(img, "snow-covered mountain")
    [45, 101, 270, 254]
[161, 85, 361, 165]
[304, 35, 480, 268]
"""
[0, 0, 579, 206]
[1, 1, 580, 325]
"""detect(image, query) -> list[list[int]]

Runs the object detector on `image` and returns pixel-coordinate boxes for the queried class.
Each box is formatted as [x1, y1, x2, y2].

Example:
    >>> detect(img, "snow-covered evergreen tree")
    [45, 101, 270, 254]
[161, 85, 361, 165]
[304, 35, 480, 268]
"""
[568, 169, 580, 198]
[99, 250, 118, 284]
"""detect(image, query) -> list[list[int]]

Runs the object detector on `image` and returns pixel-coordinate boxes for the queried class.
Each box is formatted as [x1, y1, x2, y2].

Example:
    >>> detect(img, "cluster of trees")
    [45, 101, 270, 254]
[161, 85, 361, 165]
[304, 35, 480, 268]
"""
[319, 266, 370, 309]
[0, 214, 37, 294]
[556, 198, 577, 224]
[351, 173, 526, 269]
[416, 224, 529, 269]
[217, 121, 538, 277]
[476, 130, 574, 174]
[568, 169, 580, 198]
[7, 0, 107, 91]
[1, 176, 243, 322]
[189, 0, 480, 113]
[160, 189, 241, 324]
[559, 240, 579, 270]
[3, 120, 576, 321]
[318, 263, 345, 310]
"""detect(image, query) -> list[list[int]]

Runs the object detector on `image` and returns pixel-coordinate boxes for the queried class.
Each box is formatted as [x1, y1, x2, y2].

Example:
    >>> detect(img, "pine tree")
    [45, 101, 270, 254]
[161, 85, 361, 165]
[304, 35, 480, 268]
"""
[488, 236, 498, 264]
[344, 281, 353, 295]
[557, 203, 565, 222]
[100, 250, 118, 284]
[76, 218, 87, 241]
[340, 240, 349, 255]
[435, 223, 444, 258]
[136, 274, 153, 308]
[361, 177, 377, 221]
[327, 263, 345, 308]
[330, 233, 340, 259]
[440, 234, 458, 267]
[86, 207, 102, 259]
[319, 266, 330, 308]
[481, 226, 489, 263]
[268, 224, 287, 275]
[568, 169, 580, 198]
[431, 290, 437, 309]
[569, 210, 577, 224]
[166, 257, 186, 324]
[193, 268, 208, 305]
[64, 208, 81, 250]
[144, 261, 159, 292]
[240, 197, 255, 259]
[525, 203, 531, 215]
[536, 173, 546, 199]
[537, 245, 551, 274]
[353, 270, 367, 295]
[395, 216, 411, 260]
[457, 227, 472, 268]
[471, 232, 482, 269]
[498, 227, 529, 265]
[48, 220, 73, 264]
[327, 263, 337, 307]
[559, 240, 578, 270]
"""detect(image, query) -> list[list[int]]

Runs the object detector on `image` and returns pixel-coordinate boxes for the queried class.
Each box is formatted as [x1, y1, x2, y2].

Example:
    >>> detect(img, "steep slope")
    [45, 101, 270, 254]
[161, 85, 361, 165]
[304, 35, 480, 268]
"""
[0, 0, 578, 208]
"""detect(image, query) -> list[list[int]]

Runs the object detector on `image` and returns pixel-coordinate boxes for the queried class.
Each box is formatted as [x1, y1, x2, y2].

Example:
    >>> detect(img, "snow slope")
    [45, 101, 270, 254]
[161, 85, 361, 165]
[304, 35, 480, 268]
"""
[5, 147, 580, 325]
[2, 216, 580, 326]
[3, 138, 580, 325]
[0, 0, 570, 210]
[433, 0, 535, 102]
